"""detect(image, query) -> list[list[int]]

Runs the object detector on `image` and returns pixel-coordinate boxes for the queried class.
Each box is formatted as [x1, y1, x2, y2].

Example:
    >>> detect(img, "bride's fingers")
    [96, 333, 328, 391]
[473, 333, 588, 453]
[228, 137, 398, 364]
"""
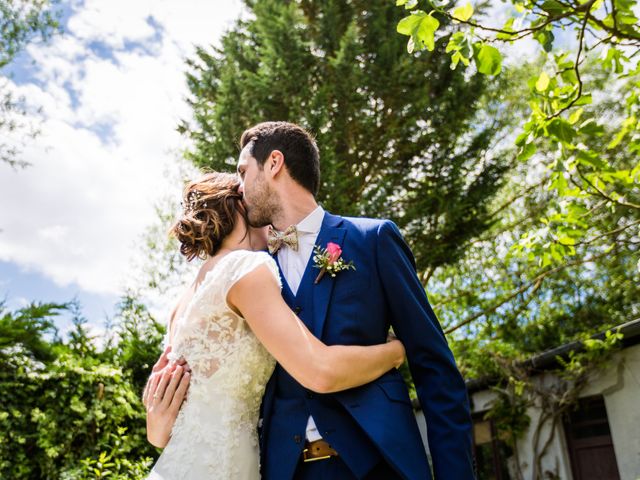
[169, 371, 190, 414]
[143, 372, 160, 407]
[161, 366, 184, 409]
[142, 382, 150, 407]
[152, 345, 172, 373]
[154, 370, 172, 404]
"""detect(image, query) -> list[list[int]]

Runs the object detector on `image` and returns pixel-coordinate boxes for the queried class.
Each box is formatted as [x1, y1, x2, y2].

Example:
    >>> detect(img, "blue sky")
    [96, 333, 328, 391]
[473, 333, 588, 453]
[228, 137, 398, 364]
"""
[0, 261, 117, 334]
[0, 0, 244, 335]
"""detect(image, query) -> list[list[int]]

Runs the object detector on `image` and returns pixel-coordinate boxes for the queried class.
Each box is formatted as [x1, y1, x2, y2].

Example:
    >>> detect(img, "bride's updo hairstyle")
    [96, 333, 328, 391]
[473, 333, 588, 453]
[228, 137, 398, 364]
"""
[170, 172, 247, 261]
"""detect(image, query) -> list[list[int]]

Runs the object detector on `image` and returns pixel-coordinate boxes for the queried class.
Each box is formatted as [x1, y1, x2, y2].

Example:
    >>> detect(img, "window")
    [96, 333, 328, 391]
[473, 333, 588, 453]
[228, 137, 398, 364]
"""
[473, 416, 512, 480]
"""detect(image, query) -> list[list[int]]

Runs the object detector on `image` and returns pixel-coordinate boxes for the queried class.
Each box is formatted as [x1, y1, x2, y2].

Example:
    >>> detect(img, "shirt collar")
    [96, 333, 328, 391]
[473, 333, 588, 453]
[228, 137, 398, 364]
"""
[296, 205, 325, 234]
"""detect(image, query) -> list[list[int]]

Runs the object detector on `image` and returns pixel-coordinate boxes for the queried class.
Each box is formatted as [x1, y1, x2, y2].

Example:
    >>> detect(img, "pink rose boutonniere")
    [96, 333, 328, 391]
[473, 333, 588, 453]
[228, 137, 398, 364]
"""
[313, 242, 356, 284]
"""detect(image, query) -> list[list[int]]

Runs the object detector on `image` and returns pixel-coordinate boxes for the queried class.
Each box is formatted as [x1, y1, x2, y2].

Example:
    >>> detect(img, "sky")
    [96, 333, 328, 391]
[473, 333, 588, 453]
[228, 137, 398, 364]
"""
[0, 0, 245, 336]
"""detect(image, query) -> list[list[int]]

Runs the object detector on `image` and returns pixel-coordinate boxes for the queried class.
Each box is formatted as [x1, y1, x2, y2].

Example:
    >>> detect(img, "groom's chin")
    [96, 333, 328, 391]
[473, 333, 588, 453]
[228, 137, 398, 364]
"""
[248, 217, 271, 229]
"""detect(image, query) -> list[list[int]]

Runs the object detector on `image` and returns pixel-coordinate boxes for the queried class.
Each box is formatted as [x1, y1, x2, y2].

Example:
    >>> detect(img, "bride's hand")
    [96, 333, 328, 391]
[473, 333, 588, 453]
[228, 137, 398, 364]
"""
[386, 331, 405, 369]
[143, 346, 190, 407]
[146, 364, 190, 448]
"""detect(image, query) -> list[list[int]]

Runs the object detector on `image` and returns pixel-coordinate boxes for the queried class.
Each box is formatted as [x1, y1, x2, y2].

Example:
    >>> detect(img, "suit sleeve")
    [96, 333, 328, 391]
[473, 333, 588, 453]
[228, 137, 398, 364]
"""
[375, 220, 476, 479]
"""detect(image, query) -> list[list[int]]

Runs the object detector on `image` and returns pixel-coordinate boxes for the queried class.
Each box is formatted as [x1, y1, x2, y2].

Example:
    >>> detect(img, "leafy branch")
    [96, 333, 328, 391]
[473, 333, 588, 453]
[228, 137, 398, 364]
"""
[397, 0, 640, 267]
[444, 251, 609, 334]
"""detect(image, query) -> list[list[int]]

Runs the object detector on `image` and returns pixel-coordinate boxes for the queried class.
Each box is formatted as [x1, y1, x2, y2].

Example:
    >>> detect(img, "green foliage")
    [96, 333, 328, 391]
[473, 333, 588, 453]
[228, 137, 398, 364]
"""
[0, 0, 61, 68]
[416, 58, 640, 473]
[0, 300, 64, 363]
[179, 0, 514, 272]
[396, 0, 640, 268]
[396, 10, 440, 52]
[69, 429, 153, 480]
[485, 379, 531, 443]
[394, 5, 639, 373]
[0, 299, 164, 479]
[557, 329, 624, 379]
[474, 43, 501, 76]
[1, 0, 62, 168]
[109, 295, 166, 393]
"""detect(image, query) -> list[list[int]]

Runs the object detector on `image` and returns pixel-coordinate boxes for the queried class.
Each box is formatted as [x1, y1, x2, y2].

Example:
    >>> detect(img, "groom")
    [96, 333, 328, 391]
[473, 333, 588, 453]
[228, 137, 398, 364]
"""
[237, 121, 475, 480]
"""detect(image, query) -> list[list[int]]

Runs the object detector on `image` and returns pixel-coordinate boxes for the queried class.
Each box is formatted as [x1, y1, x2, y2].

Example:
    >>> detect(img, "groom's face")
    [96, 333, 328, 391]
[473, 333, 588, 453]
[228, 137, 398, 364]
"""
[237, 144, 277, 227]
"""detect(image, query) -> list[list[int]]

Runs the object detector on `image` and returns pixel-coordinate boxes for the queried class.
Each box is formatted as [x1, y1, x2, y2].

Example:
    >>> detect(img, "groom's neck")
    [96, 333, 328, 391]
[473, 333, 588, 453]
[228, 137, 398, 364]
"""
[272, 193, 318, 231]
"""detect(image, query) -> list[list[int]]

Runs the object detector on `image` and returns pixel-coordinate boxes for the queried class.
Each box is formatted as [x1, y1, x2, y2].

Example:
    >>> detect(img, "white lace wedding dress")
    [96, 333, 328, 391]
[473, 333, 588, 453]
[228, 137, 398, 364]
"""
[148, 250, 279, 480]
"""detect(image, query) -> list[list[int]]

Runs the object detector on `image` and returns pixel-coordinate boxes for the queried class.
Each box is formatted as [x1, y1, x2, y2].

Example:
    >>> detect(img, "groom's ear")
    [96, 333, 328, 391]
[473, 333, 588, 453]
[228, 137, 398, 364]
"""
[266, 149, 286, 178]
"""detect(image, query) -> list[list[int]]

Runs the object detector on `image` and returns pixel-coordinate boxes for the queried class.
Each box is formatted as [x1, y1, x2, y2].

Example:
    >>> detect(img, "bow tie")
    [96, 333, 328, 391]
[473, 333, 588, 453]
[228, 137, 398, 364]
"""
[268, 225, 299, 254]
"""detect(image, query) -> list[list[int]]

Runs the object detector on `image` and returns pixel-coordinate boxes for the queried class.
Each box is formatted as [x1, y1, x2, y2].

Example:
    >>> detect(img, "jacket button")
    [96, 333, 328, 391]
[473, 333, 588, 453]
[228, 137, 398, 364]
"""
[307, 392, 314, 399]
[294, 306, 302, 314]
[294, 435, 301, 444]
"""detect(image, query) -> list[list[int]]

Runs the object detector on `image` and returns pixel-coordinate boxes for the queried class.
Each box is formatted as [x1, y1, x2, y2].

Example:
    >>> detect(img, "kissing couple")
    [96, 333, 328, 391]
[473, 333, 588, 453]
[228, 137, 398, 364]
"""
[143, 122, 476, 479]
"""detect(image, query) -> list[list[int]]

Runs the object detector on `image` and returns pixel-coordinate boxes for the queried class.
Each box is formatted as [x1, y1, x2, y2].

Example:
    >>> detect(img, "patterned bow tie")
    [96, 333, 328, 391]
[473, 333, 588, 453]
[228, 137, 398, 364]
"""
[268, 225, 299, 254]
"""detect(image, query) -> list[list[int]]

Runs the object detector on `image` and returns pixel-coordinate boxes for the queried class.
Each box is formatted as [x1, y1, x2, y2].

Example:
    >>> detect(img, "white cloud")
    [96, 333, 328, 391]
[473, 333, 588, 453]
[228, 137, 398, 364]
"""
[0, 0, 244, 296]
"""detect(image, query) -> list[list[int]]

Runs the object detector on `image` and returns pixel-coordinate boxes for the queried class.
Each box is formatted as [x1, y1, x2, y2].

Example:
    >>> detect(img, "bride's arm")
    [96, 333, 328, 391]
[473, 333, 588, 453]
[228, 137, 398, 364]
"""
[227, 265, 405, 394]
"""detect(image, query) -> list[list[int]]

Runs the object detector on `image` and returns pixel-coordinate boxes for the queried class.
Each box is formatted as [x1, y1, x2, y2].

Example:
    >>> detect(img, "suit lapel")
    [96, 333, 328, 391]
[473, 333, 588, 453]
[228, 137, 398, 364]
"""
[309, 212, 345, 338]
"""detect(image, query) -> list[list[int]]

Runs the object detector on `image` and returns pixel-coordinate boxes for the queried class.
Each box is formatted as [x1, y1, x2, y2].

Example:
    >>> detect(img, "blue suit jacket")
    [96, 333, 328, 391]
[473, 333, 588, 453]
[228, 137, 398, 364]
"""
[259, 212, 475, 480]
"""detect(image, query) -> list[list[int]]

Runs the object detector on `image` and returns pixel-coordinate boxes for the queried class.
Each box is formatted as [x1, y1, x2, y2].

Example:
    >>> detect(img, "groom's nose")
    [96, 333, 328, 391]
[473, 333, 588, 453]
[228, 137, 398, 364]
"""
[238, 182, 245, 195]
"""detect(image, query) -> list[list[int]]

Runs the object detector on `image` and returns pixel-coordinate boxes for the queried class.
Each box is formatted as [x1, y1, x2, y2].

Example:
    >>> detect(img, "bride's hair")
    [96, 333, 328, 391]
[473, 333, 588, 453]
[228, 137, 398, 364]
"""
[170, 172, 247, 261]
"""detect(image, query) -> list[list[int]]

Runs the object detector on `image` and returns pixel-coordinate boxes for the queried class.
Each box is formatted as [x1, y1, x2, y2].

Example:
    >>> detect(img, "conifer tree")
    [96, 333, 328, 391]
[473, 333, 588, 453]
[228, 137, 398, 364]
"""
[179, 0, 511, 271]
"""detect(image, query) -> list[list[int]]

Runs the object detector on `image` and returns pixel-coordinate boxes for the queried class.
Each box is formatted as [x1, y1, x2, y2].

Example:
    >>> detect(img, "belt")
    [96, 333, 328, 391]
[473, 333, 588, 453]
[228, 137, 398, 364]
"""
[302, 439, 339, 462]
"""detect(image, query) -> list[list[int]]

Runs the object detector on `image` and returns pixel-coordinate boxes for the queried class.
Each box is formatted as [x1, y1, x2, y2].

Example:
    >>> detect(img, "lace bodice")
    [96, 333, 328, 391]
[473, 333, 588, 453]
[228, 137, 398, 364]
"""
[148, 250, 280, 480]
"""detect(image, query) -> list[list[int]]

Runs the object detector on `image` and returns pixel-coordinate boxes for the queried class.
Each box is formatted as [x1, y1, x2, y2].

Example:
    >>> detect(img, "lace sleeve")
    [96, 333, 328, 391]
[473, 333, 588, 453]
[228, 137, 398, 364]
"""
[222, 251, 281, 307]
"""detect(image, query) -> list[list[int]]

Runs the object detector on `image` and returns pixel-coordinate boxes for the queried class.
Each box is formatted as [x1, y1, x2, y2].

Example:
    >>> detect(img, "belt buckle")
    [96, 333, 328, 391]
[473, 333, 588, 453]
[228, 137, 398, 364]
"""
[303, 447, 333, 463]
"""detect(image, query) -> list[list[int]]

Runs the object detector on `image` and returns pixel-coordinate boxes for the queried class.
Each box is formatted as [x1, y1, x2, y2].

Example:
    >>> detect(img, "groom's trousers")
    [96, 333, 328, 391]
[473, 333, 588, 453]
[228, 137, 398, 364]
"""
[293, 456, 403, 480]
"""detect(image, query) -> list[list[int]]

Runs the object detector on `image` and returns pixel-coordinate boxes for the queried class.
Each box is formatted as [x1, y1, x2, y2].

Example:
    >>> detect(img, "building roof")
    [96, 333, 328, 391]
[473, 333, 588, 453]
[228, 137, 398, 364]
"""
[412, 318, 640, 411]
[465, 318, 640, 394]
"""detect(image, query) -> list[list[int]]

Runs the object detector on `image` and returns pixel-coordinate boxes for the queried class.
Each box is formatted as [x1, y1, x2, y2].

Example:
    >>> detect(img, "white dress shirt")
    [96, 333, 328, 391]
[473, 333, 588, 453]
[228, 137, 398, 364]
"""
[276, 205, 325, 441]
[277, 205, 325, 296]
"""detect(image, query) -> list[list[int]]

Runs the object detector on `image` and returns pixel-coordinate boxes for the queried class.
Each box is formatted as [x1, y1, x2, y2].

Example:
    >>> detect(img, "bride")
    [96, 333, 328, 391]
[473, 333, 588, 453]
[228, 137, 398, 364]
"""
[143, 172, 404, 479]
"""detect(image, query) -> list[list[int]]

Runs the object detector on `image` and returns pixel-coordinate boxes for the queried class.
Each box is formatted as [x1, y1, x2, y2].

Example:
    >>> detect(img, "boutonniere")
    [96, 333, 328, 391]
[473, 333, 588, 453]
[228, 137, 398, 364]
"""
[313, 242, 355, 284]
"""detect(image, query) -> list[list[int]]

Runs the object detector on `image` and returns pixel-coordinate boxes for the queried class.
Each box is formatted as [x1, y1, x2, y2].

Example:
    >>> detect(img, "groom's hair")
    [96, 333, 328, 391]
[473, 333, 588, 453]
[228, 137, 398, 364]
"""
[240, 121, 320, 196]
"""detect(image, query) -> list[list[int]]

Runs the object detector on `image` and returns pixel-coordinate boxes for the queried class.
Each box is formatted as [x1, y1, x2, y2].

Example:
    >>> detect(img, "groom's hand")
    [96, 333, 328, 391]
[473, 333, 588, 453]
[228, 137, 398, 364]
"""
[143, 345, 191, 408]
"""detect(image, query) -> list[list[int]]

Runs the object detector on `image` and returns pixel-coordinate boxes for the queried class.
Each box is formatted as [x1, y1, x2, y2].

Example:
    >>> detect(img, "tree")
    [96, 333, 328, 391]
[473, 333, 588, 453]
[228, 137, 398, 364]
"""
[0, 298, 163, 479]
[0, 299, 64, 364]
[412, 57, 638, 479]
[393, 0, 640, 346]
[179, 0, 515, 272]
[0, 0, 61, 168]
[412, 57, 639, 357]
[395, 0, 640, 270]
